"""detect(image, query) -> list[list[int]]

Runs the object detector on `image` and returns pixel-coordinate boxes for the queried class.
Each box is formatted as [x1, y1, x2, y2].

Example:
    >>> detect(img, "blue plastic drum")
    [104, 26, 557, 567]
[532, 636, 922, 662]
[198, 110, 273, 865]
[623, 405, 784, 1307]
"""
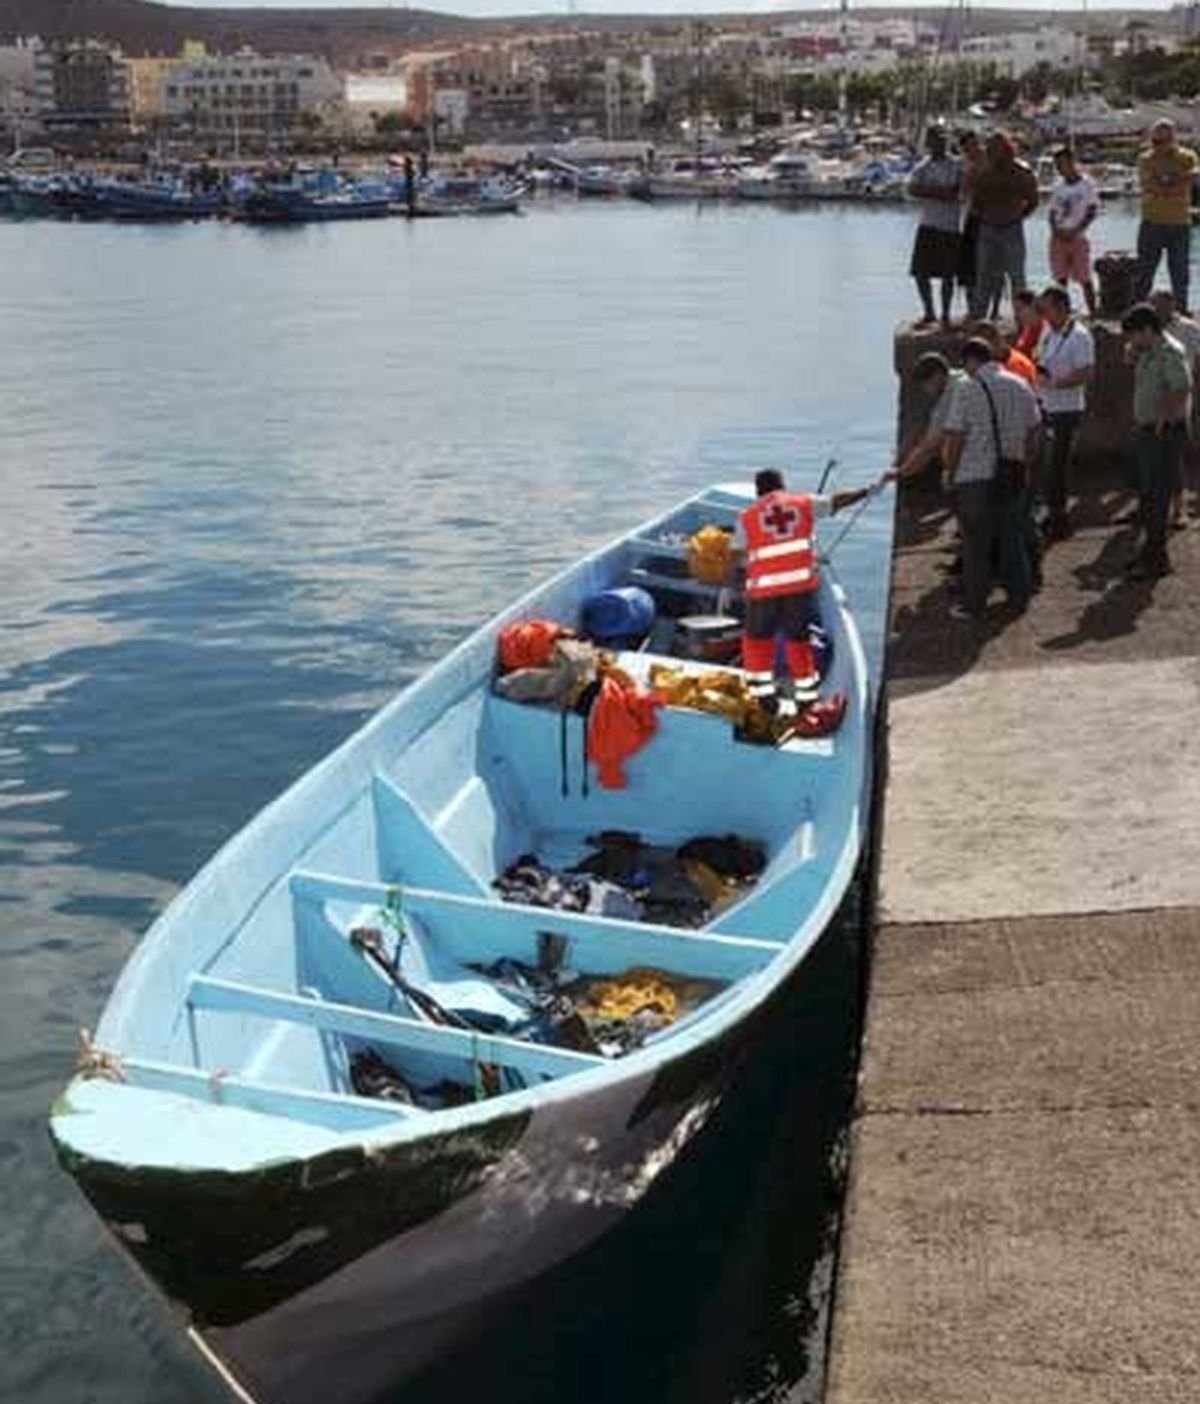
[582, 587, 656, 644]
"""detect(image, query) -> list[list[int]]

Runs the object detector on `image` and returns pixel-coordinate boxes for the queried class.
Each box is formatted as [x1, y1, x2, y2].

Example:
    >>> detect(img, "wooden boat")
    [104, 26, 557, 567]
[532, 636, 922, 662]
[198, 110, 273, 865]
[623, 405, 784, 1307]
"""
[49, 482, 871, 1404]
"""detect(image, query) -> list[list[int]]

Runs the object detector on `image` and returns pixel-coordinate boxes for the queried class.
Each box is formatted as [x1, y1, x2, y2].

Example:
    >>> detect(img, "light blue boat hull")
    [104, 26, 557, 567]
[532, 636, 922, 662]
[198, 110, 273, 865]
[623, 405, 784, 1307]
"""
[50, 482, 872, 1404]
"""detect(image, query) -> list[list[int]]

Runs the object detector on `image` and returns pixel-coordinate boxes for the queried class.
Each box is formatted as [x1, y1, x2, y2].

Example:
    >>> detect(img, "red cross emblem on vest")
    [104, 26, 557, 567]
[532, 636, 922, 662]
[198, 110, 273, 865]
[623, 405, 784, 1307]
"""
[761, 499, 801, 539]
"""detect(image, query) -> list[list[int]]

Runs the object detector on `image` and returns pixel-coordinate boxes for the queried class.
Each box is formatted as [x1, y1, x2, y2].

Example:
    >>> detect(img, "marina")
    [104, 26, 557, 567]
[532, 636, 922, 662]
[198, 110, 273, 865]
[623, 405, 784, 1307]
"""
[4, 18, 1200, 1393]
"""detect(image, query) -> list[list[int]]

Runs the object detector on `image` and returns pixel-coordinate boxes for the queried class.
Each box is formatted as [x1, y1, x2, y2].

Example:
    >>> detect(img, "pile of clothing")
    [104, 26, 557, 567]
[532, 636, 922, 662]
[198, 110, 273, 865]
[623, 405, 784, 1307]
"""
[349, 1049, 478, 1109]
[470, 956, 719, 1059]
[494, 830, 767, 929]
[649, 663, 847, 743]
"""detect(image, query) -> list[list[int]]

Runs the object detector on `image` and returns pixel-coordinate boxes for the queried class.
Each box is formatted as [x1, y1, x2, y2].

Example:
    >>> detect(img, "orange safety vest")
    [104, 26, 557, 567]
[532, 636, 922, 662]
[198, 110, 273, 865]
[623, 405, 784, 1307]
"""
[740, 491, 818, 599]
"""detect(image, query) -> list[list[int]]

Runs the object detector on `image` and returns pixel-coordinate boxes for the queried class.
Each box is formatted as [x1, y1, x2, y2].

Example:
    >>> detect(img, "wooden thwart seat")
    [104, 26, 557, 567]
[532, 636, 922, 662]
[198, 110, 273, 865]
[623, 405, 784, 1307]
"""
[289, 870, 781, 982]
[627, 566, 725, 600]
[187, 974, 604, 1080]
[118, 1054, 417, 1127]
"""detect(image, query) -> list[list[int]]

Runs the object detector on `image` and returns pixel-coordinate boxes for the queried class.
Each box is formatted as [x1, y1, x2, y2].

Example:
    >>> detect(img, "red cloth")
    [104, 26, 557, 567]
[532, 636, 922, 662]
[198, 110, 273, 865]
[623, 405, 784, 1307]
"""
[498, 620, 571, 672]
[586, 675, 661, 789]
[793, 690, 847, 737]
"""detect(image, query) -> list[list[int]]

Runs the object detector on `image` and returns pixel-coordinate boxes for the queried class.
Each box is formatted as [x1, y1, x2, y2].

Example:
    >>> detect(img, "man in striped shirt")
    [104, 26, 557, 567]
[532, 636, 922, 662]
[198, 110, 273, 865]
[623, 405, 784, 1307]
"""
[943, 338, 1042, 619]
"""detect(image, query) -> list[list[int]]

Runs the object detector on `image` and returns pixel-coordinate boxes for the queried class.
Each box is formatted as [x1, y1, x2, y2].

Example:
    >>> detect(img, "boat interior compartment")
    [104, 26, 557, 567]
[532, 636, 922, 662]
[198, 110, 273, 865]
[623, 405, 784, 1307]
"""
[173, 874, 778, 1112]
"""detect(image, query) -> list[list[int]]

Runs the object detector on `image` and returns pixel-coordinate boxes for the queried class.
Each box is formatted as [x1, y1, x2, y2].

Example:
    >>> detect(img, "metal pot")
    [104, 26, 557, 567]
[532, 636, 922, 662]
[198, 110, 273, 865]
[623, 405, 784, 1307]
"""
[674, 614, 742, 664]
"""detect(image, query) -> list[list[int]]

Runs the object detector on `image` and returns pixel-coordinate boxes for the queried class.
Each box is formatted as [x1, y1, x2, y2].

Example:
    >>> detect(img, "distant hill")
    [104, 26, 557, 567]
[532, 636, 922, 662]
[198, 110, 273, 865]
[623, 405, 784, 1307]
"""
[0, 1, 480, 60]
[0, 0, 1181, 63]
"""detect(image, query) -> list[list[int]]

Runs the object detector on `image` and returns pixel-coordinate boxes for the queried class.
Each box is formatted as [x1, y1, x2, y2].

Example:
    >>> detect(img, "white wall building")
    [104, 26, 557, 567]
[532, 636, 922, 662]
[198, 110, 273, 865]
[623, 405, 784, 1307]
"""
[162, 50, 342, 140]
[960, 27, 1088, 79]
[343, 73, 407, 136]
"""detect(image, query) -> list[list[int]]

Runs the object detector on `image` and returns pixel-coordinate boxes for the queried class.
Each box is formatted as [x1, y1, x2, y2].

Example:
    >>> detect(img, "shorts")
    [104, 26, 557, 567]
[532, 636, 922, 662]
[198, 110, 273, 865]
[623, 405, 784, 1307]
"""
[1049, 233, 1092, 285]
[910, 224, 963, 280]
[958, 214, 980, 288]
[745, 590, 820, 640]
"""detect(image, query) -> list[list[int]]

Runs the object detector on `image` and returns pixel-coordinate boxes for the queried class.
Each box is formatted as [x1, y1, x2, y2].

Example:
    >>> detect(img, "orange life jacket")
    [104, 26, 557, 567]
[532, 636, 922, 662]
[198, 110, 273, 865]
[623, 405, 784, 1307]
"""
[740, 491, 817, 599]
[498, 619, 571, 672]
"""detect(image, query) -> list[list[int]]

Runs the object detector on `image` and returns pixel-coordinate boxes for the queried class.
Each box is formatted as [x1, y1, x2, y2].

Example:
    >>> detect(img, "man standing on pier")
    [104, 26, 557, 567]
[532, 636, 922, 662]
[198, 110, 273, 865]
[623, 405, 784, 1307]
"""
[942, 338, 1041, 619]
[1034, 285, 1095, 541]
[1150, 289, 1200, 525]
[1134, 120, 1197, 313]
[1123, 303, 1192, 579]
[908, 127, 962, 328]
[968, 132, 1039, 322]
[1047, 146, 1099, 318]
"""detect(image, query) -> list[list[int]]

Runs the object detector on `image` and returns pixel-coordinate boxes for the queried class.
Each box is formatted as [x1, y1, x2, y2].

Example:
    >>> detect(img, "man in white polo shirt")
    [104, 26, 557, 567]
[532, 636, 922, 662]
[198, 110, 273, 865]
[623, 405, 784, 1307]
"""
[1033, 284, 1095, 539]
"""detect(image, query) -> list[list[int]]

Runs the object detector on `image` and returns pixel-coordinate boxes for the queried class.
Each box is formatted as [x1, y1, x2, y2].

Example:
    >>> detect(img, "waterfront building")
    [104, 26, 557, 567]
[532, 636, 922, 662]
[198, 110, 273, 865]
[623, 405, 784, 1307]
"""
[343, 72, 409, 138]
[161, 49, 343, 146]
[959, 27, 1091, 79]
[0, 39, 42, 139]
[34, 40, 131, 133]
[127, 55, 186, 127]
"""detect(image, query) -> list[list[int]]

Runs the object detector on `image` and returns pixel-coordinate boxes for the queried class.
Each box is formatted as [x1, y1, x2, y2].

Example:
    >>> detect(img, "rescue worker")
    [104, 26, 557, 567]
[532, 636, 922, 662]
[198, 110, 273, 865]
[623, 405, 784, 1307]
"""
[732, 468, 878, 705]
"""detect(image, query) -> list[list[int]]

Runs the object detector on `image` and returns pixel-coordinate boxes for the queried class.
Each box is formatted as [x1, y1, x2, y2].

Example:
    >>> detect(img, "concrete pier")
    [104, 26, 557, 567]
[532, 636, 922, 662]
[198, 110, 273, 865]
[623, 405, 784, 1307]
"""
[825, 337, 1200, 1404]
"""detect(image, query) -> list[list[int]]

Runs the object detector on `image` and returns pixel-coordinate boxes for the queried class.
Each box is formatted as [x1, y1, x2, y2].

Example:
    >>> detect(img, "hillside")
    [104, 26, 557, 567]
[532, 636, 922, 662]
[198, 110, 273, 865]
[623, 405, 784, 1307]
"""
[0, 0, 479, 60]
[0, 0, 1182, 63]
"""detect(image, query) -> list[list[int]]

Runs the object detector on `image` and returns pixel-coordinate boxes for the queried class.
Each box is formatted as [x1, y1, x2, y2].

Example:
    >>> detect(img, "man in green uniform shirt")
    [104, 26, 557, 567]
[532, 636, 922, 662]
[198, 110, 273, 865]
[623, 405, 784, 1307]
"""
[1123, 302, 1193, 579]
[1134, 119, 1198, 312]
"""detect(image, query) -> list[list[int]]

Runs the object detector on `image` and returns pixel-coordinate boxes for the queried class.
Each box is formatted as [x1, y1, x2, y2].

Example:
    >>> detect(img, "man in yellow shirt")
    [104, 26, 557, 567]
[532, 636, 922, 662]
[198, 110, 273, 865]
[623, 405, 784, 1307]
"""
[1135, 119, 1198, 312]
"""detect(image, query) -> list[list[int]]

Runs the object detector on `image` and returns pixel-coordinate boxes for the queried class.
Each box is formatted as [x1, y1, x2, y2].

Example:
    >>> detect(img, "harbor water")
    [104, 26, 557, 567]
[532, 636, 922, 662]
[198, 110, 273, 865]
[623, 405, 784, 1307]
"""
[0, 197, 1146, 1404]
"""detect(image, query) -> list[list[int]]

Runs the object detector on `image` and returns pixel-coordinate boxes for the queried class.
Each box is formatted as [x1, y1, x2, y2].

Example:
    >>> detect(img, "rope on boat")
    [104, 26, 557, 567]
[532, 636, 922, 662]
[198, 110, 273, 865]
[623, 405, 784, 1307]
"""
[75, 1028, 125, 1082]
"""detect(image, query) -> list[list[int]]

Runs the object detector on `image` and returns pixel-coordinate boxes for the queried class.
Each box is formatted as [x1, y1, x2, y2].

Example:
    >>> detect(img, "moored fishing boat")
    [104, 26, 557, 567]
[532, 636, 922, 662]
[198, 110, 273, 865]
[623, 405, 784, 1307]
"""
[735, 151, 826, 202]
[90, 178, 225, 222]
[5, 172, 88, 219]
[234, 185, 395, 224]
[416, 171, 526, 215]
[50, 482, 872, 1404]
[628, 158, 738, 201]
[575, 164, 635, 197]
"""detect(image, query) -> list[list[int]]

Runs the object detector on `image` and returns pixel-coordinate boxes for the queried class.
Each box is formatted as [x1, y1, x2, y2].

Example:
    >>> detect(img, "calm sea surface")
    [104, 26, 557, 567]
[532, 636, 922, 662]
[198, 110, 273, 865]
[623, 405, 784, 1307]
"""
[0, 197, 1146, 1404]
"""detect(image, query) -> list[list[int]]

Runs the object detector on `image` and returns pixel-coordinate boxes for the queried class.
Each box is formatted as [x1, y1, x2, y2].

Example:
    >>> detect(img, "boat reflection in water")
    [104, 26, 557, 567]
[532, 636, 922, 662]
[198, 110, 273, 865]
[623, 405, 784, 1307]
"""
[50, 483, 872, 1404]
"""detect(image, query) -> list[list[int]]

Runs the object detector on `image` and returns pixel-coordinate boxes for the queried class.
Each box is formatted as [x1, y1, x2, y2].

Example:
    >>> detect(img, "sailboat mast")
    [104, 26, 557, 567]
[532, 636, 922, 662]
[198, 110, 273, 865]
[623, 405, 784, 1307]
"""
[838, 0, 849, 130]
[951, 0, 966, 119]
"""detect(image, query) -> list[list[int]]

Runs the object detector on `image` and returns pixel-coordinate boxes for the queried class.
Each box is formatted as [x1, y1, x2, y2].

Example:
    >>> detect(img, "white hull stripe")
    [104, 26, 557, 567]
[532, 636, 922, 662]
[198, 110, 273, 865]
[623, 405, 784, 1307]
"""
[747, 538, 813, 564]
[749, 567, 814, 592]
